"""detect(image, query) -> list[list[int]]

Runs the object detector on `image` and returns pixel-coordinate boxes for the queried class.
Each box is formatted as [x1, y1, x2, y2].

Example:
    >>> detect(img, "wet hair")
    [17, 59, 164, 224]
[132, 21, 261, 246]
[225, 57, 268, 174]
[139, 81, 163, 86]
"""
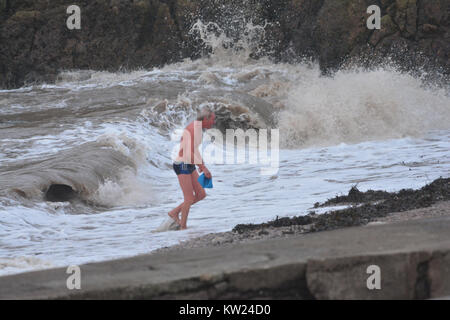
[196, 106, 213, 121]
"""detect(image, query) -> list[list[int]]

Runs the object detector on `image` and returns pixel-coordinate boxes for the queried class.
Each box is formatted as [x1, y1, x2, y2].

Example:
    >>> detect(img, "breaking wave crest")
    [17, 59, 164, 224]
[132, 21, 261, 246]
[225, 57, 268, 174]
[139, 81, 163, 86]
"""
[278, 66, 450, 148]
[0, 136, 149, 208]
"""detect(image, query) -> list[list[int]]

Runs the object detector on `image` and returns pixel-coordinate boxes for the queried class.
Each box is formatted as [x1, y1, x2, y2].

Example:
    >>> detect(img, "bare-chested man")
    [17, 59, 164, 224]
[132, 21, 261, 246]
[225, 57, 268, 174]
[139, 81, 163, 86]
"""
[168, 107, 215, 229]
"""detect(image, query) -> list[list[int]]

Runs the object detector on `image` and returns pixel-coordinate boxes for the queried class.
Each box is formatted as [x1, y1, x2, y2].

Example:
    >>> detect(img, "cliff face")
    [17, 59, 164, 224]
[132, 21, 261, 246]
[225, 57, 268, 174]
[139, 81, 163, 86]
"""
[0, 0, 448, 88]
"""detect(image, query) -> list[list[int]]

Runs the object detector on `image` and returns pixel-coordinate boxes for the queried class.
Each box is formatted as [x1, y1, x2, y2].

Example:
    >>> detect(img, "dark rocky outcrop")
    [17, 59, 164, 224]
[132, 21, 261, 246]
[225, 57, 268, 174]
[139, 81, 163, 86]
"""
[1, 0, 448, 88]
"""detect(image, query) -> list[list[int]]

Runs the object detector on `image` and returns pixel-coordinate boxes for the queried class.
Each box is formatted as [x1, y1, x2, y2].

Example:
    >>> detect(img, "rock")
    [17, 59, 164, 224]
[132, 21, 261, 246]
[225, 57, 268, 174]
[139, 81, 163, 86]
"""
[369, 14, 399, 46]
[419, 0, 447, 26]
[422, 23, 439, 33]
[0, 0, 449, 89]
[395, 0, 418, 38]
[314, 0, 371, 72]
[152, 100, 168, 113]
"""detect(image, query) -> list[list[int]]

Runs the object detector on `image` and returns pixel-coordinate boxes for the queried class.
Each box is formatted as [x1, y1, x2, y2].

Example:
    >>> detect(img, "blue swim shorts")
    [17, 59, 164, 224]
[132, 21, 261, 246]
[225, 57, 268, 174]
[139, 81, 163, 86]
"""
[173, 162, 196, 175]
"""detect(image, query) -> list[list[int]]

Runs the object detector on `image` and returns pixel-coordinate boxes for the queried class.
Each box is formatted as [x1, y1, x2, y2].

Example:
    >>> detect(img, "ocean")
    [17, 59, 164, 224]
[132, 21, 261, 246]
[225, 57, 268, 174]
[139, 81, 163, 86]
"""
[1, 21, 449, 276]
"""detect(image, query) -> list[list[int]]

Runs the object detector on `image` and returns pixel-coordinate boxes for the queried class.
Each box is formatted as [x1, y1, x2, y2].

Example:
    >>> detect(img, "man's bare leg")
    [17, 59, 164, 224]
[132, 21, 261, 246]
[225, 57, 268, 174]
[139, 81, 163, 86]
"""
[179, 199, 194, 230]
[168, 193, 203, 222]
[168, 203, 183, 224]
[169, 174, 195, 229]
[169, 170, 205, 224]
[191, 170, 206, 202]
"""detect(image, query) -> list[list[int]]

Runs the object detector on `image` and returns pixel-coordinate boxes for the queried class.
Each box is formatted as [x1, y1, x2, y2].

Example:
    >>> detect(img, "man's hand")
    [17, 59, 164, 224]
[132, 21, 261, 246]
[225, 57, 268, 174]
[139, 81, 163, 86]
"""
[198, 164, 212, 178]
[203, 167, 212, 179]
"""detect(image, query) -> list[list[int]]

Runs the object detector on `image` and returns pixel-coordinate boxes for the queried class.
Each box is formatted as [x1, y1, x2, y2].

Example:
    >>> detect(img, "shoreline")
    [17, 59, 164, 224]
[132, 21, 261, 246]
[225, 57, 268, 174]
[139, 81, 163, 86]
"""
[0, 178, 448, 279]
[153, 178, 450, 254]
[0, 178, 449, 300]
[1, 202, 450, 299]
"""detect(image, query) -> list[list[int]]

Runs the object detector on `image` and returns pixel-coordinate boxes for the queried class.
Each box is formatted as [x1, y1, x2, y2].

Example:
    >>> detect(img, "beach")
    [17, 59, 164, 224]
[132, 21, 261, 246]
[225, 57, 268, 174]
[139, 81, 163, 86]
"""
[1, 193, 450, 299]
[1, 1, 450, 298]
[152, 178, 450, 253]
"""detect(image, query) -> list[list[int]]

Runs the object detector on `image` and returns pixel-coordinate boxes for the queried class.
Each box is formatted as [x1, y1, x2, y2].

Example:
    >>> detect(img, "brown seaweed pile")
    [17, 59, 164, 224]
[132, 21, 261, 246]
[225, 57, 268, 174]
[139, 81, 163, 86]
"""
[233, 177, 450, 234]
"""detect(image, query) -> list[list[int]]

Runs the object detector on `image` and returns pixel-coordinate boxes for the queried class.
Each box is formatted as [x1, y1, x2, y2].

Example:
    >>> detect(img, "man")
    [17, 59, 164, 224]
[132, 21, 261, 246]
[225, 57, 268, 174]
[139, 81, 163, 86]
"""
[168, 107, 215, 229]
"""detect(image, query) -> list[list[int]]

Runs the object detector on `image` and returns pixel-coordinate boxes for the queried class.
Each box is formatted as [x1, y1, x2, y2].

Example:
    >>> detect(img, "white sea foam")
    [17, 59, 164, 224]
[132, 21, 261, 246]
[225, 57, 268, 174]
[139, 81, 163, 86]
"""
[279, 66, 450, 148]
[0, 18, 449, 277]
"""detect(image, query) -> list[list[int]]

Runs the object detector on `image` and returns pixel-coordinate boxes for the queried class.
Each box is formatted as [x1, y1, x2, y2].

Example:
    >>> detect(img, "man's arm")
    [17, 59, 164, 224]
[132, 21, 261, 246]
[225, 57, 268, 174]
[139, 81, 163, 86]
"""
[189, 121, 212, 178]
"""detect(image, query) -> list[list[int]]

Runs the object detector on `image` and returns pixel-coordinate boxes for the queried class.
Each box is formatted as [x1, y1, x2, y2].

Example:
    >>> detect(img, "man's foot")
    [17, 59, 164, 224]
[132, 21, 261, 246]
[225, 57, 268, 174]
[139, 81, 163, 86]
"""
[168, 212, 181, 226]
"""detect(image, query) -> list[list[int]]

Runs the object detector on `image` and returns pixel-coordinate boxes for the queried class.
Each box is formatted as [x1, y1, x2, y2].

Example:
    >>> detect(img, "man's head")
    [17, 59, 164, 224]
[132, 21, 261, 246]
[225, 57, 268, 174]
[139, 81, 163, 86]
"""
[197, 106, 215, 129]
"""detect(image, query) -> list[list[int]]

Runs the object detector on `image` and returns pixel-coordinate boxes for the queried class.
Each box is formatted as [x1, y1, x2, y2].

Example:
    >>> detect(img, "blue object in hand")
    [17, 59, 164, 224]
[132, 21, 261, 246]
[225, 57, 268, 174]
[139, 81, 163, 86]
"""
[198, 173, 213, 188]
